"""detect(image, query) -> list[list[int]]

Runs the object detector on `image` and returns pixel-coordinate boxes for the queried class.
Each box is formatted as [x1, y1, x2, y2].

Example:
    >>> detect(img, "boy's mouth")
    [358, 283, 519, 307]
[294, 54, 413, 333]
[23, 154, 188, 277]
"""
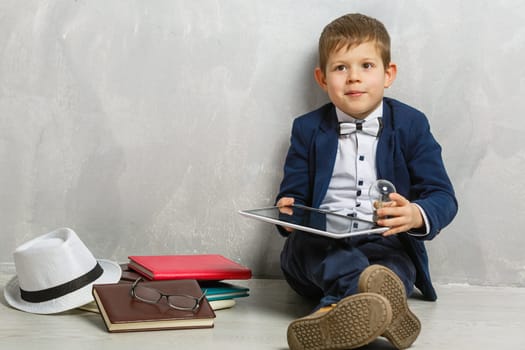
[345, 90, 365, 97]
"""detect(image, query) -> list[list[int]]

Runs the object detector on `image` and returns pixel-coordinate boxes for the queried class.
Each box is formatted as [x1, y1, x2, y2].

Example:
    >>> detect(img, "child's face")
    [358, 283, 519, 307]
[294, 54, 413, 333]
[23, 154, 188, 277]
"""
[314, 41, 397, 119]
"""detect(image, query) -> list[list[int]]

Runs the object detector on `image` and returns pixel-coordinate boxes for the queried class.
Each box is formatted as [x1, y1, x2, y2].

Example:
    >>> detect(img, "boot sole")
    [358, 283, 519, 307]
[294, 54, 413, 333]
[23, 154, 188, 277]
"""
[358, 265, 421, 349]
[287, 292, 392, 350]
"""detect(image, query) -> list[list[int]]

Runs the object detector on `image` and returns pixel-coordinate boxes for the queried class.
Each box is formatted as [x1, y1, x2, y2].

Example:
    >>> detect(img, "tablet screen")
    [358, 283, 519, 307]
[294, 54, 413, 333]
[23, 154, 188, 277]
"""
[239, 205, 388, 239]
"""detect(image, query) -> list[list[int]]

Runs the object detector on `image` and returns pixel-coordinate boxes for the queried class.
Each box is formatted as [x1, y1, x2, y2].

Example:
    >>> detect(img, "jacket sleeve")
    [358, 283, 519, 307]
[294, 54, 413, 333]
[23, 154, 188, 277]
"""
[276, 118, 312, 207]
[275, 118, 315, 236]
[400, 114, 458, 240]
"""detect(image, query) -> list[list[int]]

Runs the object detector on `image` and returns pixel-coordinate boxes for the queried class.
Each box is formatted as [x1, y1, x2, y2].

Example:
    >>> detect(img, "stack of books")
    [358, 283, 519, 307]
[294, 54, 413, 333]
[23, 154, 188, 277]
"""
[127, 254, 252, 311]
[90, 254, 251, 333]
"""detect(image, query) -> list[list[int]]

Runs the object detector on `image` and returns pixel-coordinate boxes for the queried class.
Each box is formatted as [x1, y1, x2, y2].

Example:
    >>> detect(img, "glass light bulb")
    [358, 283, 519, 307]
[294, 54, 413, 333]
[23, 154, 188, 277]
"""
[369, 179, 396, 221]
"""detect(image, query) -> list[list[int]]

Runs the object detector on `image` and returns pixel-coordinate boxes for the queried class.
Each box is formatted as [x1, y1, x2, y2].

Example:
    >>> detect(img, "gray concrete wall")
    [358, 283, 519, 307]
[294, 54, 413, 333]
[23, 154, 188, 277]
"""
[1, 0, 524, 287]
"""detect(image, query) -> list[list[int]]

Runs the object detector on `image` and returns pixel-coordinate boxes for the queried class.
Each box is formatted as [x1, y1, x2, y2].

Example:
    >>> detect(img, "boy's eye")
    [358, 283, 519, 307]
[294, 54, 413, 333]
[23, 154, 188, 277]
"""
[335, 65, 347, 71]
[363, 62, 375, 69]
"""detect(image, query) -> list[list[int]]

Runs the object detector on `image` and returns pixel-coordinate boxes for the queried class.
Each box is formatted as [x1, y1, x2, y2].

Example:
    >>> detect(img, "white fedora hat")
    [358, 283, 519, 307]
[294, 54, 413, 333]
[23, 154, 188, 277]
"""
[4, 227, 121, 314]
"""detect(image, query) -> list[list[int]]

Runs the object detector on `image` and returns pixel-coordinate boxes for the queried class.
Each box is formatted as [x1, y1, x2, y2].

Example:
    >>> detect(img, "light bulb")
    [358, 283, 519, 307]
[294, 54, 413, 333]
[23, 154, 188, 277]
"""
[369, 179, 396, 222]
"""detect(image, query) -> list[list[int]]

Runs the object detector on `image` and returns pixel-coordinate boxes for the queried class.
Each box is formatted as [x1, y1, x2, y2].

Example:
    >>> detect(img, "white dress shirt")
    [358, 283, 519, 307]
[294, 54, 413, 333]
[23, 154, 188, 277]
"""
[320, 103, 382, 232]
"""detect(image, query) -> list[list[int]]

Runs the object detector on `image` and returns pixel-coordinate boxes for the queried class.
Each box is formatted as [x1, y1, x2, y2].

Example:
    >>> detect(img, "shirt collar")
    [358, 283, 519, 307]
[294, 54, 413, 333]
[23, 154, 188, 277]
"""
[335, 101, 383, 124]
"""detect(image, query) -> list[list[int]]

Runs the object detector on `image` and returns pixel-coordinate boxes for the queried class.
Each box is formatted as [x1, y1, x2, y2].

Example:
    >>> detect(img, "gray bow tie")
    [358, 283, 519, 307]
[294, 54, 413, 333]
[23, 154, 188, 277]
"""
[339, 117, 383, 137]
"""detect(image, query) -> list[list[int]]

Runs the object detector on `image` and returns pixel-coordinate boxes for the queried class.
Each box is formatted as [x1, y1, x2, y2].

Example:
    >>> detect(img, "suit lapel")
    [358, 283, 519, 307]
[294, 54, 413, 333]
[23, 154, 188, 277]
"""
[376, 100, 395, 182]
[313, 106, 339, 207]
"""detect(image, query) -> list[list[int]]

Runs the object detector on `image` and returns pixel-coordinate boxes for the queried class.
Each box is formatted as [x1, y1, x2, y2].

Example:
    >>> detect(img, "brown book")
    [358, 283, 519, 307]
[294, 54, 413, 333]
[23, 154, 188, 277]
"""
[92, 279, 216, 332]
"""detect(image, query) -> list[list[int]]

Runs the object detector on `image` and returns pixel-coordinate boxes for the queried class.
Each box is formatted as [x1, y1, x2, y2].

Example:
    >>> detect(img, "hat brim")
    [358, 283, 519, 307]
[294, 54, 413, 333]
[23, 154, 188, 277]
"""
[3, 259, 121, 314]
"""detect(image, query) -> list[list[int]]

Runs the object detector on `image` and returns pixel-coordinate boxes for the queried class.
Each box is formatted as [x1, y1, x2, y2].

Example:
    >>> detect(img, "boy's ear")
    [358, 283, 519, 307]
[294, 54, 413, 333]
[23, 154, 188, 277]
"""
[384, 63, 397, 88]
[314, 67, 328, 91]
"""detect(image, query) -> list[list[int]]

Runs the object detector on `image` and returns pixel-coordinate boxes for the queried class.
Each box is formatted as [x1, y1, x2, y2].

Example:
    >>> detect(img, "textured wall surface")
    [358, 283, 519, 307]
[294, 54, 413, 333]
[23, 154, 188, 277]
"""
[1, 0, 524, 286]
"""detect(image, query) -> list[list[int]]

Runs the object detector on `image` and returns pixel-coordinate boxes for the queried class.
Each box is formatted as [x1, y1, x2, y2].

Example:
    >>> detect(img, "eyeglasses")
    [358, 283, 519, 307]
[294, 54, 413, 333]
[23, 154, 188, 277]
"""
[130, 277, 207, 312]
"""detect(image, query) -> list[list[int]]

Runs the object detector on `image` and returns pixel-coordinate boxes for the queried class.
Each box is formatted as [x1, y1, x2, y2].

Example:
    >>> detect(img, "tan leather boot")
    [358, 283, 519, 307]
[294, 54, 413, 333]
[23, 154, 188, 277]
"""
[287, 292, 392, 350]
[358, 265, 421, 349]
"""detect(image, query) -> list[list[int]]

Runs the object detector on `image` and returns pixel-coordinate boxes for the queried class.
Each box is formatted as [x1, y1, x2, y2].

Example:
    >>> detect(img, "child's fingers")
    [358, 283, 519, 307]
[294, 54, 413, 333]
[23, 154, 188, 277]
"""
[277, 197, 295, 215]
[276, 197, 295, 232]
[388, 192, 409, 205]
[277, 197, 294, 207]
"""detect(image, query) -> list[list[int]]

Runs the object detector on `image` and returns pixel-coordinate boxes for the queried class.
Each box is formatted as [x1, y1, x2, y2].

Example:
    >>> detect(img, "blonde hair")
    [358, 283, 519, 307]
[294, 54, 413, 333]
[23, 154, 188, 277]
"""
[318, 13, 391, 73]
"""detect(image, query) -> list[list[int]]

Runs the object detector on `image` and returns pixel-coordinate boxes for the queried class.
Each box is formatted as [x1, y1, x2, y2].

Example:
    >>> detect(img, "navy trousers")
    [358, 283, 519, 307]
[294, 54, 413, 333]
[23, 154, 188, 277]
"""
[280, 231, 416, 309]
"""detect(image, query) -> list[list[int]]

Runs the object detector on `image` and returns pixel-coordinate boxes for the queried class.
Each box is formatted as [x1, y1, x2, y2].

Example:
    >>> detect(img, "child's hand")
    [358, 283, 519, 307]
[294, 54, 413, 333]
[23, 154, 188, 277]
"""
[375, 193, 424, 236]
[276, 197, 295, 232]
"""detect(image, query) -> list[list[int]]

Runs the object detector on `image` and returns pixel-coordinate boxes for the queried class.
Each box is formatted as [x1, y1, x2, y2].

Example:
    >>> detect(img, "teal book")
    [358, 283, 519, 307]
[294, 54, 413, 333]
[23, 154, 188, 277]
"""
[199, 281, 249, 301]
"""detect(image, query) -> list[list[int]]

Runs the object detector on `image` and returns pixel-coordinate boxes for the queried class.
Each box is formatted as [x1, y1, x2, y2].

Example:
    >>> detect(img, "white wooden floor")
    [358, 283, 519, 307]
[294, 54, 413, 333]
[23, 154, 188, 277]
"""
[1, 272, 525, 350]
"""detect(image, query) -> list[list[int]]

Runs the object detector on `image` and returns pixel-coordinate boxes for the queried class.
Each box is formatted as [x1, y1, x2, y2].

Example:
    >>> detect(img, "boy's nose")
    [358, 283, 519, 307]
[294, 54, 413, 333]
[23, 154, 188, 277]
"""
[346, 69, 360, 83]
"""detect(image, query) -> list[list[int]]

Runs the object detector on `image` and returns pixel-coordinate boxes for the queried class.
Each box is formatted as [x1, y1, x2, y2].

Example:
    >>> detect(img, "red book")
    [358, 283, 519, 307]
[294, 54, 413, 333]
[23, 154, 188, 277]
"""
[127, 254, 252, 281]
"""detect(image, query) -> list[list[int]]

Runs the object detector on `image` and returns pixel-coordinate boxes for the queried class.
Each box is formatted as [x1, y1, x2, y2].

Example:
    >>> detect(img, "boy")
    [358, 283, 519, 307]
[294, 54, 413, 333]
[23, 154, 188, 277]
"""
[275, 13, 457, 350]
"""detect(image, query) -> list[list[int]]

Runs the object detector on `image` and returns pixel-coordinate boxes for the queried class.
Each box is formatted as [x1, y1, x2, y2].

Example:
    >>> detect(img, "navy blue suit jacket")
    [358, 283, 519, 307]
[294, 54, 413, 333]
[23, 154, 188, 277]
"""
[276, 97, 458, 301]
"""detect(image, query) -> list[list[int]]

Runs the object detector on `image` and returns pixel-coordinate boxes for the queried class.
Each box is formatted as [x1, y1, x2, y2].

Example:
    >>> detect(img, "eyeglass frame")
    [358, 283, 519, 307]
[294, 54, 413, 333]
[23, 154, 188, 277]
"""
[129, 277, 207, 312]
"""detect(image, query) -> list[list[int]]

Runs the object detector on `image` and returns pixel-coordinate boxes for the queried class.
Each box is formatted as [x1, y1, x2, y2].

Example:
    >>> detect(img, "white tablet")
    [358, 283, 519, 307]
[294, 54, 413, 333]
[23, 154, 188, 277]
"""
[239, 204, 388, 239]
